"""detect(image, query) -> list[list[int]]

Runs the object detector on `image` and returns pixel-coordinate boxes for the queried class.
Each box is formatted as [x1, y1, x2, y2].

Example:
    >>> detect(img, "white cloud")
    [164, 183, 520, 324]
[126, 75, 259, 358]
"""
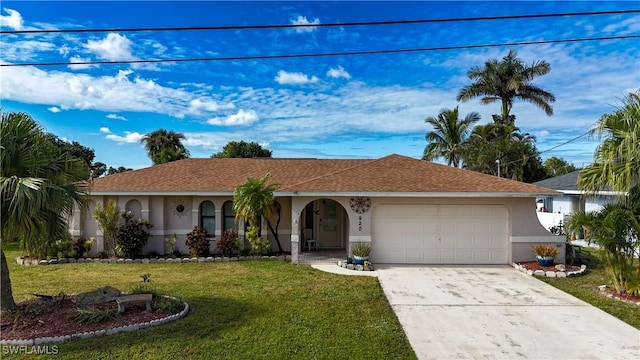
[291, 15, 320, 33]
[68, 56, 96, 70]
[187, 98, 235, 116]
[58, 44, 70, 57]
[327, 66, 351, 80]
[105, 131, 143, 143]
[0, 8, 24, 30]
[208, 109, 259, 126]
[275, 70, 319, 85]
[84, 33, 135, 61]
[99, 127, 111, 133]
[106, 114, 127, 121]
[0, 41, 56, 61]
[536, 130, 550, 138]
[47, 106, 61, 113]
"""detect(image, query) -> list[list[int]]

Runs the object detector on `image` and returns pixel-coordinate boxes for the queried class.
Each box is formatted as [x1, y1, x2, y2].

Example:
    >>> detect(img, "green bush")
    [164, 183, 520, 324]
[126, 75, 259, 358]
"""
[217, 229, 240, 256]
[246, 225, 271, 255]
[186, 226, 209, 257]
[115, 211, 153, 258]
[73, 307, 120, 324]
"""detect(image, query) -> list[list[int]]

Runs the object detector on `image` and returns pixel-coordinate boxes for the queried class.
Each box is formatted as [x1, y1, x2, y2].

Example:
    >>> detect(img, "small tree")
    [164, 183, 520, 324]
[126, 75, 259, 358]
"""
[212, 141, 272, 158]
[115, 212, 153, 258]
[233, 173, 282, 254]
[94, 200, 121, 256]
[185, 226, 209, 257]
[217, 229, 240, 257]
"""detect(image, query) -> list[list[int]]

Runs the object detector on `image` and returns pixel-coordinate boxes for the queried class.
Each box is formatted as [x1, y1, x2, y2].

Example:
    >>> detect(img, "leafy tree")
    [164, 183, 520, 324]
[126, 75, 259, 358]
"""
[233, 173, 283, 253]
[1, 112, 89, 310]
[45, 133, 96, 169]
[186, 226, 210, 257]
[91, 161, 107, 178]
[543, 157, 577, 177]
[94, 200, 121, 257]
[423, 106, 480, 167]
[107, 166, 133, 175]
[212, 141, 272, 158]
[567, 203, 639, 294]
[457, 49, 555, 124]
[461, 123, 546, 182]
[579, 91, 640, 200]
[141, 129, 190, 165]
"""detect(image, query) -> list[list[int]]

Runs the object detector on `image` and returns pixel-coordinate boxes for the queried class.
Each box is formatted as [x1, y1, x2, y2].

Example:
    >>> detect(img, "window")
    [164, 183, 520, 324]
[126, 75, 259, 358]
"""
[223, 201, 238, 231]
[199, 201, 215, 237]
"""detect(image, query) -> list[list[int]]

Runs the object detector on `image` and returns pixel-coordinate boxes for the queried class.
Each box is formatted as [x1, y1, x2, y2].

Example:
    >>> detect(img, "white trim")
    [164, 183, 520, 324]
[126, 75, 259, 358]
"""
[349, 236, 371, 243]
[510, 236, 563, 243]
[559, 190, 624, 196]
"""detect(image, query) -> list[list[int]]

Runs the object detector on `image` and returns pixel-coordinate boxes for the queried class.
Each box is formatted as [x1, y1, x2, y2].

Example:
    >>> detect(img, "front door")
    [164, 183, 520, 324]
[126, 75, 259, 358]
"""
[317, 199, 343, 248]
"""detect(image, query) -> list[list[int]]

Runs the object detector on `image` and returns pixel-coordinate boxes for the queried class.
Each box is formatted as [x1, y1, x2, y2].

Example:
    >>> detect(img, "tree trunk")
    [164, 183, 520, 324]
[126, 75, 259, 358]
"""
[267, 220, 283, 253]
[1, 250, 17, 310]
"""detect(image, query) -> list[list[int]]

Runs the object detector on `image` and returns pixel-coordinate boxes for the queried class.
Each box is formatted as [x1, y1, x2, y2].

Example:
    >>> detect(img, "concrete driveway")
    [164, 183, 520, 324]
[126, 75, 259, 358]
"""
[376, 265, 640, 360]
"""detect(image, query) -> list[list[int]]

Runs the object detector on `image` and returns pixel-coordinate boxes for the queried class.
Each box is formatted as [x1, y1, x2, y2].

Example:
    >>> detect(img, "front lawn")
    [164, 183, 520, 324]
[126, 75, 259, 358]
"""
[1, 243, 415, 360]
[540, 266, 640, 329]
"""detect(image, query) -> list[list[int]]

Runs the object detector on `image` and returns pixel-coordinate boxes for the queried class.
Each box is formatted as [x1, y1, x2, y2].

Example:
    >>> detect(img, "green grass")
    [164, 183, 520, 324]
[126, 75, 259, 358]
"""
[1, 242, 415, 360]
[539, 253, 640, 329]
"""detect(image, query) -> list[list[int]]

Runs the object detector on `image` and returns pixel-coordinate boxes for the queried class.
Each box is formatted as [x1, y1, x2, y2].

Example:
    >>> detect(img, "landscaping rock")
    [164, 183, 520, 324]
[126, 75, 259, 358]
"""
[59, 258, 68, 264]
[76, 286, 121, 306]
[205, 257, 213, 262]
[197, 257, 206, 263]
[48, 259, 59, 265]
[67, 258, 77, 263]
[124, 259, 133, 263]
[545, 271, 556, 278]
[39, 260, 49, 265]
[133, 259, 142, 263]
[346, 264, 355, 270]
[142, 258, 150, 264]
[556, 272, 566, 278]
[534, 270, 545, 277]
[554, 264, 566, 272]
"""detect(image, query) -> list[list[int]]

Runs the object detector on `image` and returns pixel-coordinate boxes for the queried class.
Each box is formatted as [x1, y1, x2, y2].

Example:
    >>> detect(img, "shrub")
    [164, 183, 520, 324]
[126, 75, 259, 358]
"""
[351, 242, 372, 257]
[115, 211, 153, 258]
[217, 229, 240, 256]
[246, 225, 271, 255]
[531, 243, 560, 258]
[186, 226, 209, 257]
[72, 307, 119, 324]
[72, 236, 95, 258]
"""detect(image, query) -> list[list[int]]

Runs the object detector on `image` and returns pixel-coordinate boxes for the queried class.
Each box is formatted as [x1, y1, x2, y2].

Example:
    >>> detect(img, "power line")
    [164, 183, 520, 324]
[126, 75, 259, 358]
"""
[498, 130, 592, 169]
[2, 9, 638, 34]
[2, 34, 637, 68]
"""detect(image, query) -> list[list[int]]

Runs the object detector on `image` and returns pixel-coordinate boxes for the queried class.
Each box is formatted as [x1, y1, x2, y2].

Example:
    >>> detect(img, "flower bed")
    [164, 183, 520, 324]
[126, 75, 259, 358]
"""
[513, 262, 586, 278]
[16, 255, 292, 266]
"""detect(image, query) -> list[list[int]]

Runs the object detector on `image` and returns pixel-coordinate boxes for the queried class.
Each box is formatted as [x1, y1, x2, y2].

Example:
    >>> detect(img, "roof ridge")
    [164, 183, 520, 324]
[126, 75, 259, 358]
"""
[280, 154, 399, 191]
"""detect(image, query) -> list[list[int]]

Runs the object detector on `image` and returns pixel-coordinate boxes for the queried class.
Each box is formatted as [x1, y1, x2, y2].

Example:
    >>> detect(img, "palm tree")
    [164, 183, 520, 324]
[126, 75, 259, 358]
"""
[422, 106, 480, 168]
[579, 91, 640, 199]
[1, 112, 89, 310]
[233, 174, 283, 252]
[457, 49, 555, 123]
[140, 129, 190, 165]
[567, 203, 640, 294]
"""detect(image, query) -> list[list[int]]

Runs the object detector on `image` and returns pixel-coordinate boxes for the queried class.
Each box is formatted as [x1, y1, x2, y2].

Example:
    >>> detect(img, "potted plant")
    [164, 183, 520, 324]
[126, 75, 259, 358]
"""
[351, 242, 372, 265]
[531, 243, 560, 266]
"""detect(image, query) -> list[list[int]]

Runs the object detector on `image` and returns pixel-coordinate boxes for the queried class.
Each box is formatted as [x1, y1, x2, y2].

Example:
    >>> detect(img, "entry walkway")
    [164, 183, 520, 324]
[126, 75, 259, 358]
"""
[298, 249, 346, 265]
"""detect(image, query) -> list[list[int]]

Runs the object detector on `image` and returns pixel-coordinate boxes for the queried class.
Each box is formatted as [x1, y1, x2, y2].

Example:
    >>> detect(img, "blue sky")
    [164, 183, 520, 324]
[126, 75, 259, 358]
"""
[1, 1, 638, 170]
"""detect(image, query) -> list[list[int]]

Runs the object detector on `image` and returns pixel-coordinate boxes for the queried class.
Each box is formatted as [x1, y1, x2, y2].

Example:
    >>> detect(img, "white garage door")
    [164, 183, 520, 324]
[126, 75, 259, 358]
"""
[371, 205, 509, 264]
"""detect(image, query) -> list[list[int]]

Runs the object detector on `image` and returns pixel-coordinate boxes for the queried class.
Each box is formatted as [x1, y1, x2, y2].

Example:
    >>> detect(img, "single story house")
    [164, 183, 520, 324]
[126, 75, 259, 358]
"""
[533, 170, 620, 232]
[70, 154, 562, 264]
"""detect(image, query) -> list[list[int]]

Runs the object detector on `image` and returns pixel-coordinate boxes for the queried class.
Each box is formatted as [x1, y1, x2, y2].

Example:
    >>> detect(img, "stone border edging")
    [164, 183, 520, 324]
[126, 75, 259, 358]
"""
[16, 255, 291, 266]
[0, 296, 190, 346]
[512, 262, 587, 278]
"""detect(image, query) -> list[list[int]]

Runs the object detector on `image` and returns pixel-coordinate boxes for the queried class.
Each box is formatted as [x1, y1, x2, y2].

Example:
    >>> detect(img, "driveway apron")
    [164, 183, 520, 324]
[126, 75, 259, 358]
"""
[376, 265, 640, 360]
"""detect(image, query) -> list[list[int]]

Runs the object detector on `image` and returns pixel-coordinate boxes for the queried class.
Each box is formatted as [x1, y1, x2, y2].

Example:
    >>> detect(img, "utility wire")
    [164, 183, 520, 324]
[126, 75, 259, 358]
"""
[498, 130, 592, 169]
[2, 9, 638, 34]
[2, 34, 638, 68]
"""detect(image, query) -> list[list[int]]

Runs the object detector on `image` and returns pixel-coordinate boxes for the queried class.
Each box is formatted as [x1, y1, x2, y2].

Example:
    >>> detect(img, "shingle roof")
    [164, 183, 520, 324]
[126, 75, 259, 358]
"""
[90, 154, 557, 195]
[532, 171, 580, 191]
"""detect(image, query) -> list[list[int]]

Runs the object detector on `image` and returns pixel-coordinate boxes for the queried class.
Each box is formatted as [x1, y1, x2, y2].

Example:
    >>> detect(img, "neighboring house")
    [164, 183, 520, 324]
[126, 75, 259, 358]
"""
[70, 154, 561, 264]
[533, 170, 620, 232]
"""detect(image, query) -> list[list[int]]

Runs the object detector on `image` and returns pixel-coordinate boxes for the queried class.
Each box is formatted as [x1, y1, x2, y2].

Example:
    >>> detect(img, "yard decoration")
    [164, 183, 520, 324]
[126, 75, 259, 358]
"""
[531, 243, 560, 266]
[351, 242, 372, 265]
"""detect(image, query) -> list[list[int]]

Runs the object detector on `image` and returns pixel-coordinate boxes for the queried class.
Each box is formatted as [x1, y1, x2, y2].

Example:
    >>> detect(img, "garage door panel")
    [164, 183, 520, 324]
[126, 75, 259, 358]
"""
[372, 205, 509, 264]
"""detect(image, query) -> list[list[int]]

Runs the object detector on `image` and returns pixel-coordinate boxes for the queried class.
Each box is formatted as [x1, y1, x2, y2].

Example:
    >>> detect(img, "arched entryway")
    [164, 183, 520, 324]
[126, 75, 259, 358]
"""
[299, 198, 349, 252]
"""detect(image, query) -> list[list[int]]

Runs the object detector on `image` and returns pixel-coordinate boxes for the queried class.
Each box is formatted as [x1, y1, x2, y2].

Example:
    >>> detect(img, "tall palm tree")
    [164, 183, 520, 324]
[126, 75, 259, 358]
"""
[422, 106, 480, 168]
[233, 173, 283, 252]
[1, 112, 89, 310]
[579, 91, 640, 199]
[457, 49, 555, 122]
[140, 129, 190, 165]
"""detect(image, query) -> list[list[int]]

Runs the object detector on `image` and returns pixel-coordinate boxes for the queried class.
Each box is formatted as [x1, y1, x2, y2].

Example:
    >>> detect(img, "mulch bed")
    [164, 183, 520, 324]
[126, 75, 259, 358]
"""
[517, 261, 581, 273]
[0, 295, 175, 340]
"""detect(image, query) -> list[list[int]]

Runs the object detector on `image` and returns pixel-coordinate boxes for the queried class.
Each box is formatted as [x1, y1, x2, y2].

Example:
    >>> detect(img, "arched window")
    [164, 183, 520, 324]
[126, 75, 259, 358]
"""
[199, 201, 215, 236]
[223, 201, 237, 231]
